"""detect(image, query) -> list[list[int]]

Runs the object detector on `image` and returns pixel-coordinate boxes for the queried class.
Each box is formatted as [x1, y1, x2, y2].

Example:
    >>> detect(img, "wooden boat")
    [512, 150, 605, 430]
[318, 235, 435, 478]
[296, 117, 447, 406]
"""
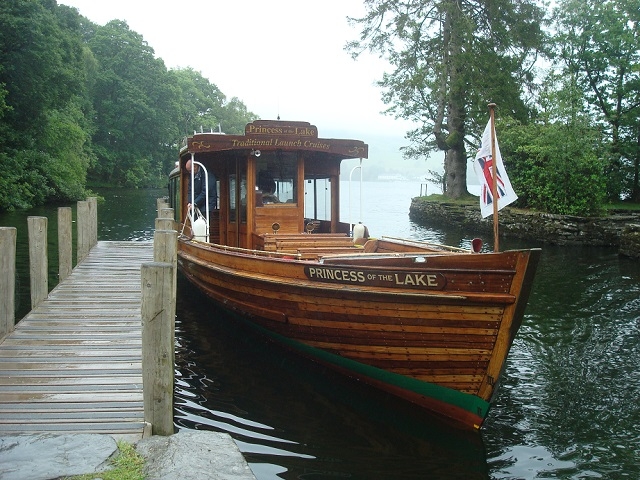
[168, 120, 540, 430]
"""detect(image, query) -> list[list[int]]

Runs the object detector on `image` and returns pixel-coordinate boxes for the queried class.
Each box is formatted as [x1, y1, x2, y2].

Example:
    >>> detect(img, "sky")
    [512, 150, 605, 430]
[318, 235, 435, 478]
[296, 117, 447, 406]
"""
[59, 0, 442, 179]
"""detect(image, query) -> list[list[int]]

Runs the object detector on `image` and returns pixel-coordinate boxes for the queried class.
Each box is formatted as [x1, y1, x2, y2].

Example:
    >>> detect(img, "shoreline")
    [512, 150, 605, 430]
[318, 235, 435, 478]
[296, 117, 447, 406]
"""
[409, 198, 640, 258]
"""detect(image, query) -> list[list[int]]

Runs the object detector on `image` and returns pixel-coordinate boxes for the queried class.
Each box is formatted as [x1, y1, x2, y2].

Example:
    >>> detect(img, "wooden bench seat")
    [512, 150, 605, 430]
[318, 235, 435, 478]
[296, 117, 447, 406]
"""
[262, 233, 354, 252]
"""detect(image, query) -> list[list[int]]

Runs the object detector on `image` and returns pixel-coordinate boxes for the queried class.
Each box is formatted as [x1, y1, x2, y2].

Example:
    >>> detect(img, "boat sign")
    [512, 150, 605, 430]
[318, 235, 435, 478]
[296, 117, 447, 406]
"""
[304, 266, 446, 290]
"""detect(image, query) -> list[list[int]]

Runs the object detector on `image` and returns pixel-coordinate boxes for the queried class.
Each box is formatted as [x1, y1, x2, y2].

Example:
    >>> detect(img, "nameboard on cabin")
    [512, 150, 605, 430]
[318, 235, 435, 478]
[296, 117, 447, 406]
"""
[245, 120, 318, 138]
[188, 120, 368, 159]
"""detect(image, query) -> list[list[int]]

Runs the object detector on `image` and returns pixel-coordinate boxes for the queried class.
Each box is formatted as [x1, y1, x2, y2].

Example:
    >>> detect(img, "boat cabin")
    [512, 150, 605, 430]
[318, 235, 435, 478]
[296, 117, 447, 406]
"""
[168, 120, 368, 251]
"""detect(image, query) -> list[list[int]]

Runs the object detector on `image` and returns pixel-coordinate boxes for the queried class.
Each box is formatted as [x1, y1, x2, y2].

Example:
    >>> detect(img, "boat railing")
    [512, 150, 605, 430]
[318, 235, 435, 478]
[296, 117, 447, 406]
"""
[180, 233, 305, 260]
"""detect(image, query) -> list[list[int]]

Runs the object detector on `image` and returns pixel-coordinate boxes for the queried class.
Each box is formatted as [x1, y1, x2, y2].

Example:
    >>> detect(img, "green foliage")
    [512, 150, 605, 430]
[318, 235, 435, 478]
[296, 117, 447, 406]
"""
[0, 1, 257, 210]
[67, 440, 145, 480]
[172, 68, 257, 137]
[552, 0, 640, 201]
[39, 101, 94, 201]
[1, 0, 636, 215]
[0, 149, 51, 210]
[86, 20, 178, 187]
[0, 0, 91, 208]
[498, 119, 608, 216]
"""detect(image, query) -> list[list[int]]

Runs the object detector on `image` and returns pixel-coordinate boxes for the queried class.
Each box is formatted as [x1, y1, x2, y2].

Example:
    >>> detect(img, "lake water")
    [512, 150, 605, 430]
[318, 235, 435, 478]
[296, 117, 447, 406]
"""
[1, 183, 639, 479]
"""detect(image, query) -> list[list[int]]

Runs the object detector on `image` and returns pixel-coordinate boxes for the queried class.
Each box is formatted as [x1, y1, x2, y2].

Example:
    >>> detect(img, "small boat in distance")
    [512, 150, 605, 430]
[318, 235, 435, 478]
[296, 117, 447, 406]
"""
[168, 120, 540, 430]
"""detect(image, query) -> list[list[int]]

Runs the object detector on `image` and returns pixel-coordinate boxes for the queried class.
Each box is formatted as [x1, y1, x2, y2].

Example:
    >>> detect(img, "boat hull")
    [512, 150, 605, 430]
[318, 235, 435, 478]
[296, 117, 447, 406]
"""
[177, 239, 540, 429]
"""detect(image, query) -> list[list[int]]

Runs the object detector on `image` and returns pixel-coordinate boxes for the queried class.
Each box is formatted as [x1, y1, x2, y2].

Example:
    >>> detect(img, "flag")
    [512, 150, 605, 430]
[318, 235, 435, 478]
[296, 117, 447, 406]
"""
[473, 120, 518, 218]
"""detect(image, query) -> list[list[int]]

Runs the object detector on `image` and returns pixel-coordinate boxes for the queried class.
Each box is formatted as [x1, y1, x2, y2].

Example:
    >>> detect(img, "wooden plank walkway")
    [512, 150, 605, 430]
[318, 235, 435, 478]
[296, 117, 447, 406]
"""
[0, 241, 154, 441]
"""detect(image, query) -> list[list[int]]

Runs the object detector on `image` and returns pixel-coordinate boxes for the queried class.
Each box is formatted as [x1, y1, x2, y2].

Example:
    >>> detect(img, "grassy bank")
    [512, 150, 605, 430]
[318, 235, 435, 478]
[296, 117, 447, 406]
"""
[66, 441, 144, 480]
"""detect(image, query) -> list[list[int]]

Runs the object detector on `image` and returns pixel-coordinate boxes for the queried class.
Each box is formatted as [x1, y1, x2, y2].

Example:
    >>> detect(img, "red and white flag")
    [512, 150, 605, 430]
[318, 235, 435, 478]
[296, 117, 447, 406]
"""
[473, 120, 518, 218]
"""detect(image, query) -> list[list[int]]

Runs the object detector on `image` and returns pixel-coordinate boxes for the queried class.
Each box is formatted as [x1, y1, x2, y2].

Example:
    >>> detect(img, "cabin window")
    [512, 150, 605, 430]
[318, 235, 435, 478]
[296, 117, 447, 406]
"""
[168, 174, 180, 221]
[229, 173, 247, 223]
[256, 152, 297, 205]
[304, 177, 332, 221]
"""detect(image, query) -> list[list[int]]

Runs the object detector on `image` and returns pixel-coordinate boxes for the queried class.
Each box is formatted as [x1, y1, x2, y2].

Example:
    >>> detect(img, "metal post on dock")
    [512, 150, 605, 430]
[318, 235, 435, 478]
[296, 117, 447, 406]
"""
[58, 207, 73, 282]
[0, 227, 17, 338]
[27, 216, 48, 310]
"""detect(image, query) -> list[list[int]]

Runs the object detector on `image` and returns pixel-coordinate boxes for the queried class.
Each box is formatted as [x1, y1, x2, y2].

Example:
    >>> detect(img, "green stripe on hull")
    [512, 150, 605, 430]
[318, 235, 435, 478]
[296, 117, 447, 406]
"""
[245, 319, 490, 422]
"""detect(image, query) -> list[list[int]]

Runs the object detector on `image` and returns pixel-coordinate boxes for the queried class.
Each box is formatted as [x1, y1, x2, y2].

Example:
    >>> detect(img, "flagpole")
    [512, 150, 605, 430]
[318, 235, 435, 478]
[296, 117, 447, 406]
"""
[488, 103, 499, 252]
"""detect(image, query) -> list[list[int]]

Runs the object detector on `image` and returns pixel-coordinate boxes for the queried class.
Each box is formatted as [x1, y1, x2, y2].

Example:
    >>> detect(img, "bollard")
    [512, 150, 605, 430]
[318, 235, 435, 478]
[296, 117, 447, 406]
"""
[77, 200, 90, 263]
[58, 207, 73, 282]
[27, 216, 48, 310]
[141, 261, 175, 436]
[0, 227, 16, 338]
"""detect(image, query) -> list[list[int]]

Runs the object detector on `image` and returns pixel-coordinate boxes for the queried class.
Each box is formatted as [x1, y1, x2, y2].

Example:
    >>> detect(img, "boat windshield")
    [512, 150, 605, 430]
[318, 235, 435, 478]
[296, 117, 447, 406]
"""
[256, 153, 297, 205]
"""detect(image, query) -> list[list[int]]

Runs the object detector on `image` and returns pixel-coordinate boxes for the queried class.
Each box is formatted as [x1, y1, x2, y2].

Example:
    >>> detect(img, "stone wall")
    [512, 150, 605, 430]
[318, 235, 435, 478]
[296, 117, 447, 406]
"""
[409, 198, 640, 258]
[620, 224, 640, 258]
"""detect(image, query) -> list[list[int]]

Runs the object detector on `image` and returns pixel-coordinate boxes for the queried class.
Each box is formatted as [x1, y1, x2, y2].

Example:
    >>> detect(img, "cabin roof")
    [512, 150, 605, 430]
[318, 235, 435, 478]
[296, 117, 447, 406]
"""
[182, 120, 368, 160]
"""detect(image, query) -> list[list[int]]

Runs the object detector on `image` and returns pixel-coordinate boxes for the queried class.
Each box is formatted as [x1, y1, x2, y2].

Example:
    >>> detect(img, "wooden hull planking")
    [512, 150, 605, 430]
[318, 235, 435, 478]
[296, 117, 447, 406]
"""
[177, 238, 540, 429]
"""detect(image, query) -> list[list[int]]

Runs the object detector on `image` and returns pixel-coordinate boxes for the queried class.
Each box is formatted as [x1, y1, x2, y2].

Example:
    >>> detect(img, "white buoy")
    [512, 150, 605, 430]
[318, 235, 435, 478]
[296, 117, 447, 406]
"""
[353, 222, 369, 241]
[193, 216, 207, 242]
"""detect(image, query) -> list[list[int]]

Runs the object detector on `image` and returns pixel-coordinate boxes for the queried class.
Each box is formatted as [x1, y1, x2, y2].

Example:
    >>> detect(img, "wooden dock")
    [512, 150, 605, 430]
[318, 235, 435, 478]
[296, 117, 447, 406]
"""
[0, 241, 154, 441]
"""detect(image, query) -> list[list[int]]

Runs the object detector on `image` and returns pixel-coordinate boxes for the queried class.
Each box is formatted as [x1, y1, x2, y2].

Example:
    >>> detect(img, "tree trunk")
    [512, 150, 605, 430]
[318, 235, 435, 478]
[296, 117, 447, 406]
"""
[444, 148, 468, 198]
[632, 124, 640, 202]
[443, 2, 469, 199]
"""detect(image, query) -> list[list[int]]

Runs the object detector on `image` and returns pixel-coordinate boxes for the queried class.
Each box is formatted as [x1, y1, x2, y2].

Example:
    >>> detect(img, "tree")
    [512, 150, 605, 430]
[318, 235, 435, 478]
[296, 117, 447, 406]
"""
[88, 20, 179, 187]
[0, 0, 92, 210]
[173, 68, 226, 137]
[172, 68, 257, 138]
[499, 117, 608, 216]
[347, 0, 546, 198]
[553, 0, 640, 201]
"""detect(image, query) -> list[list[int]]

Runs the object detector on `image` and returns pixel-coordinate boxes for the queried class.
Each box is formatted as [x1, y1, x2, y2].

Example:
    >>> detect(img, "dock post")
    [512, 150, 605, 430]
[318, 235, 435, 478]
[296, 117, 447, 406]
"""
[155, 218, 175, 231]
[154, 229, 177, 270]
[154, 229, 178, 311]
[88, 197, 98, 248]
[157, 198, 169, 217]
[77, 200, 90, 263]
[0, 227, 16, 338]
[159, 207, 174, 219]
[27, 216, 48, 309]
[141, 261, 175, 436]
[58, 207, 73, 282]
